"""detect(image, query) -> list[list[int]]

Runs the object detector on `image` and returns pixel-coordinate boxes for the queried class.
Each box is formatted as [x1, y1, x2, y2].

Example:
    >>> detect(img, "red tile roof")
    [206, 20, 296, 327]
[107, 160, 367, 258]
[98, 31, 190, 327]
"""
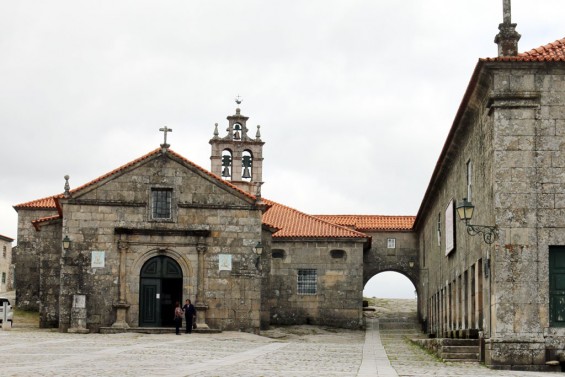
[31, 215, 62, 231]
[14, 148, 256, 210]
[483, 37, 565, 62]
[314, 215, 415, 231]
[262, 199, 369, 239]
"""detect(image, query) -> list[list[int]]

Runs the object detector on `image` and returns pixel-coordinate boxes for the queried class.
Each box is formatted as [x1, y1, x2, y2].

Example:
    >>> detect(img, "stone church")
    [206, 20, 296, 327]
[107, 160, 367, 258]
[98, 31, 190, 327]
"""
[14, 106, 412, 334]
[11, 2, 565, 371]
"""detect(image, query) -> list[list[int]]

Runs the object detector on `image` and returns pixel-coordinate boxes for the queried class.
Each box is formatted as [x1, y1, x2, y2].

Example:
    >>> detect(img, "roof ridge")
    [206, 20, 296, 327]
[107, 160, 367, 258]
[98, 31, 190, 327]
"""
[262, 199, 369, 238]
[14, 148, 257, 209]
[314, 214, 415, 218]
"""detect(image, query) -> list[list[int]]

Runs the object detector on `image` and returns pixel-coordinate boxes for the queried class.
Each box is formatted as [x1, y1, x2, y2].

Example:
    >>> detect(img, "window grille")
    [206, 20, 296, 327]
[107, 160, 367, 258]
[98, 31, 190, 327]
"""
[297, 269, 317, 295]
[152, 188, 172, 219]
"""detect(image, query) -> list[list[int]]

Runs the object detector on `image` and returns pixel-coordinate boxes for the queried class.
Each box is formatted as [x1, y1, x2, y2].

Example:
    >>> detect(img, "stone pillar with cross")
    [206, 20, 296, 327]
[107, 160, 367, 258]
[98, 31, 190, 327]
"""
[494, 0, 520, 57]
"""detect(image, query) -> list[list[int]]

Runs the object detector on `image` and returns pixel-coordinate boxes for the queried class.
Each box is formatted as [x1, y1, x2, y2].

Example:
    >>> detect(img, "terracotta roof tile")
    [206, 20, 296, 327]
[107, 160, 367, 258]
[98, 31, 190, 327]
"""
[482, 37, 565, 62]
[14, 148, 256, 210]
[262, 199, 369, 239]
[31, 215, 62, 231]
[314, 215, 415, 231]
[14, 195, 58, 209]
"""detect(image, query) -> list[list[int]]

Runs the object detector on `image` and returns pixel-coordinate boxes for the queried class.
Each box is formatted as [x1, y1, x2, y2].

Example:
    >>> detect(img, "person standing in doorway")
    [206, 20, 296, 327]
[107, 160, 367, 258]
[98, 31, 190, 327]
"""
[174, 301, 183, 335]
[182, 299, 197, 334]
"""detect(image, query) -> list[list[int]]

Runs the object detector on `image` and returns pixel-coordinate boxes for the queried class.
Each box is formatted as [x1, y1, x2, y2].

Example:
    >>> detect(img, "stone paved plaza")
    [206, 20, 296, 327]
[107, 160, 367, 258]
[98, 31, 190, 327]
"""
[0, 318, 558, 377]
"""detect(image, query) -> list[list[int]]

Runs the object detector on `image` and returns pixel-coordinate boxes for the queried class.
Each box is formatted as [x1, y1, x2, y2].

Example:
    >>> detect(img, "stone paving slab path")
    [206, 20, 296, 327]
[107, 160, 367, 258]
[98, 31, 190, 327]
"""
[0, 315, 559, 376]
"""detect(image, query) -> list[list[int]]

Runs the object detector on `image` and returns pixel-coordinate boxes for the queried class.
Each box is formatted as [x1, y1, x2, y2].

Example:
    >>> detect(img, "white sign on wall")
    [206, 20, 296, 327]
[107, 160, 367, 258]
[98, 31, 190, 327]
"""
[445, 200, 455, 256]
[219, 254, 232, 271]
[91, 251, 105, 268]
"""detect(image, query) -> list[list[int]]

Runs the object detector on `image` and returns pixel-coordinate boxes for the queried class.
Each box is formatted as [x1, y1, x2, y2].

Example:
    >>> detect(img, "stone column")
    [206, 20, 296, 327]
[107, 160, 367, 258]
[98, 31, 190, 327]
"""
[111, 239, 130, 329]
[195, 241, 209, 329]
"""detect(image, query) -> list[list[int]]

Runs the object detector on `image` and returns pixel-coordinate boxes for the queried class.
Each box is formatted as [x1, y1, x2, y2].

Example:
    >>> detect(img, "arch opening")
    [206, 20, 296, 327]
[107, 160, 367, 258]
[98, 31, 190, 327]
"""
[363, 271, 416, 299]
[139, 255, 183, 327]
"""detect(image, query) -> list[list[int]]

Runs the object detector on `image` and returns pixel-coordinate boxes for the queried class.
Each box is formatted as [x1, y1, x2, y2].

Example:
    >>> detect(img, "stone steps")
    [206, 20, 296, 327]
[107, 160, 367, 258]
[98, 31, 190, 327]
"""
[440, 339, 479, 362]
[412, 338, 480, 363]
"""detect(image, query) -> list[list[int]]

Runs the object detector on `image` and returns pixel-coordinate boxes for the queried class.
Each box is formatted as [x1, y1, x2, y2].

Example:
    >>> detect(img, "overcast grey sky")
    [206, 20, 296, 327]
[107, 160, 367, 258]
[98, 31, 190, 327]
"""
[1, 1, 564, 296]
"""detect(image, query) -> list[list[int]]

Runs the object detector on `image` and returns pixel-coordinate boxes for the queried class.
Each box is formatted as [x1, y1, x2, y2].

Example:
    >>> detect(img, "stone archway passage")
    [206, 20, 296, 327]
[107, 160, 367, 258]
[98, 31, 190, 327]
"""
[139, 255, 183, 327]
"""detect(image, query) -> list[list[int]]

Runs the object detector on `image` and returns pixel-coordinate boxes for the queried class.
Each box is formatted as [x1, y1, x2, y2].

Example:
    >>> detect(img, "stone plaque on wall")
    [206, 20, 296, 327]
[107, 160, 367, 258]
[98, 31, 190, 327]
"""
[219, 254, 232, 271]
[91, 251, 105, 268]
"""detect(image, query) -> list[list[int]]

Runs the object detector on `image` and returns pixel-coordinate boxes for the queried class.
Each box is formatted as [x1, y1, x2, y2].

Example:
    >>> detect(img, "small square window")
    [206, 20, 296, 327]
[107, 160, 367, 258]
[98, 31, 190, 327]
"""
[152, 188, 172, 219]
[387, 238, 396, 249]
[297, 269, 317, 295]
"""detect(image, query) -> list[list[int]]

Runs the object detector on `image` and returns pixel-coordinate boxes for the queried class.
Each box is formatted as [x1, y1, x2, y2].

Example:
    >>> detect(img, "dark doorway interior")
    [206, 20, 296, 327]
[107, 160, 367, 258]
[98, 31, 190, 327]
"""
[139, 255, 183, 327]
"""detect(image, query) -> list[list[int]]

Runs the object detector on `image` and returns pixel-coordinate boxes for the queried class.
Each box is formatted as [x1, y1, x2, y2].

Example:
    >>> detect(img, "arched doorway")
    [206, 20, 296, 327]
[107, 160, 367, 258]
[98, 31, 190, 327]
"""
[139, 255, 183, 327]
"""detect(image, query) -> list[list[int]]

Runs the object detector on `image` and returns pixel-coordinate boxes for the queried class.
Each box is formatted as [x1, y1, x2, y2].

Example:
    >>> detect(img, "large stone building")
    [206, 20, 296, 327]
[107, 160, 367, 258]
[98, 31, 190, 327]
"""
[0, 234, 14, 292]
[13, 108, 414, 333]
[414, 7, 565, 371]
[11, 2, 565, 371]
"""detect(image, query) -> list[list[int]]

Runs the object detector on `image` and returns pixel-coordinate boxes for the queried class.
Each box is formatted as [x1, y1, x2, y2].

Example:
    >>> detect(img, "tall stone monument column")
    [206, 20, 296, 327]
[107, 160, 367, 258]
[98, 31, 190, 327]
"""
[111, 239, 130, 329]
[195, 241, 210, 329]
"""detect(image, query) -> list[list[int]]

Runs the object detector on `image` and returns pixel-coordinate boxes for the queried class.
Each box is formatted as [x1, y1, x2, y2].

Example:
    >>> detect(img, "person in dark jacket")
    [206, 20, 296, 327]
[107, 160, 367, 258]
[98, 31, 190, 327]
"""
[182, 299, 197, 334]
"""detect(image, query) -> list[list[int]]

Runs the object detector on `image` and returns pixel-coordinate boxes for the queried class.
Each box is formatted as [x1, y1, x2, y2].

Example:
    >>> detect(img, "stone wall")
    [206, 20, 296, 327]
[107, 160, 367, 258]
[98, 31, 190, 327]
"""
[55, 152, 264, 332]
[267, 239, 364, 329]
[14, 208, 59, 311]
[489, 62, 565, 369]
[416, 61, 565, 370]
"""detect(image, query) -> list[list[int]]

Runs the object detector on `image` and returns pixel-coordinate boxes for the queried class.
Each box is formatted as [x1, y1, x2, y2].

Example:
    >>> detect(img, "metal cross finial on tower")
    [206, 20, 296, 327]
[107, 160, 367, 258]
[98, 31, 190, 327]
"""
[159, 126, 173, 150]
[235, 95, 242, 106]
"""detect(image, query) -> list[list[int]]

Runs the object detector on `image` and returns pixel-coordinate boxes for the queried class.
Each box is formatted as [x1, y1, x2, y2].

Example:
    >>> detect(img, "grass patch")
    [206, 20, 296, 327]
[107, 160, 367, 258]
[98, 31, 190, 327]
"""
[14, 308, 39, 324]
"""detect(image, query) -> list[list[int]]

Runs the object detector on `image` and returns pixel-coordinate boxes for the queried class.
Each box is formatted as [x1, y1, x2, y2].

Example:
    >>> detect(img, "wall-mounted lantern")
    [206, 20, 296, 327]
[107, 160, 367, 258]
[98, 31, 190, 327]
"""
[456, 198, 498, 244]
[62, 236, 71, 250]
[254, 241, 263, 255]
[254, 241, 263, 271]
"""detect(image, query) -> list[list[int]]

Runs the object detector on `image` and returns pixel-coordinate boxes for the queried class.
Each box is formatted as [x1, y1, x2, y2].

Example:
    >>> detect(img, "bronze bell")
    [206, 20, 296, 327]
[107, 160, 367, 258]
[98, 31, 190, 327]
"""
[222, 166, 231, 177]
[242, 167, 251, 179]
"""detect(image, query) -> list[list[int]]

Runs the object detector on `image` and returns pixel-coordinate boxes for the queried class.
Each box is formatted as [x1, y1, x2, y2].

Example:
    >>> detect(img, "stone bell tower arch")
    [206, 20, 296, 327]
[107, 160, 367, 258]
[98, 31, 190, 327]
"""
[210, 99, 265, 196]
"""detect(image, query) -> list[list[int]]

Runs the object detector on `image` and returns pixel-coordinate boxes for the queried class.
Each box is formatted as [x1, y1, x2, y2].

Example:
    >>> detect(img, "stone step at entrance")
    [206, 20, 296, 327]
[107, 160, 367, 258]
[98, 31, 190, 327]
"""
[100, 327, 221, 334]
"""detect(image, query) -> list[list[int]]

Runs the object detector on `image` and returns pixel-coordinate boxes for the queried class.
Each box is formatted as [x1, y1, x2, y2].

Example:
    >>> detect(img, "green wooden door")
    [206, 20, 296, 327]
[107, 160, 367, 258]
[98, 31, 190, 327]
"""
[549, 246, 565, 327]
[139, 256, 183, 327]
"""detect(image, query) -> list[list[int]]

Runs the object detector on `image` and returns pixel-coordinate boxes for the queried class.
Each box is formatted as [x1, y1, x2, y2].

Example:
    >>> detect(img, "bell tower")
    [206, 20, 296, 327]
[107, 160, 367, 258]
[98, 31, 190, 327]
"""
[210, 101, 264, 196]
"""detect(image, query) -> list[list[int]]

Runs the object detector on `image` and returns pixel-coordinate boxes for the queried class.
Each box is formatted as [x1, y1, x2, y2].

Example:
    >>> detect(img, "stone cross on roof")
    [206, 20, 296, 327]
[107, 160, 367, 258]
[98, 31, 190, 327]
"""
[159, 126, 173, 150]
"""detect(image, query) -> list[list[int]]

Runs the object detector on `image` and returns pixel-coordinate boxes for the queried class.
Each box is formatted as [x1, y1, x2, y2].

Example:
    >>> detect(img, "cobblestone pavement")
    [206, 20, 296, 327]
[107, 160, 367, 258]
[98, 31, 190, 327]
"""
[0, 322, 560, 377]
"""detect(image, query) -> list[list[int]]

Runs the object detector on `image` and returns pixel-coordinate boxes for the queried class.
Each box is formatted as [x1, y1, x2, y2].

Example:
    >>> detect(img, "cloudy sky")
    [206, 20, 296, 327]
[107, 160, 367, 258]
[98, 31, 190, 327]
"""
[1, 1, 564, 297]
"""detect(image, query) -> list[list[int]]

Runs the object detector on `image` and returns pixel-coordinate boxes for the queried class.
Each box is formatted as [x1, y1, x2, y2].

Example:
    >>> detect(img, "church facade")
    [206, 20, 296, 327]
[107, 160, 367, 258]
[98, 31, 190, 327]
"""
[13, 107, 391, 333]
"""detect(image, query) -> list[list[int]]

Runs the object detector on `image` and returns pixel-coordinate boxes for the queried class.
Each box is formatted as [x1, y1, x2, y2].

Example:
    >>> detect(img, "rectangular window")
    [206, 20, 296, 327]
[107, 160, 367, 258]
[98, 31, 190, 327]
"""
[1, 272, 5, 283]
[437, 213, 441, 247]
[466, 160, 473, 201]
[387, 238, 396, 249]
[297, 269, 317, 295]
[151, 188, 172, 219]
